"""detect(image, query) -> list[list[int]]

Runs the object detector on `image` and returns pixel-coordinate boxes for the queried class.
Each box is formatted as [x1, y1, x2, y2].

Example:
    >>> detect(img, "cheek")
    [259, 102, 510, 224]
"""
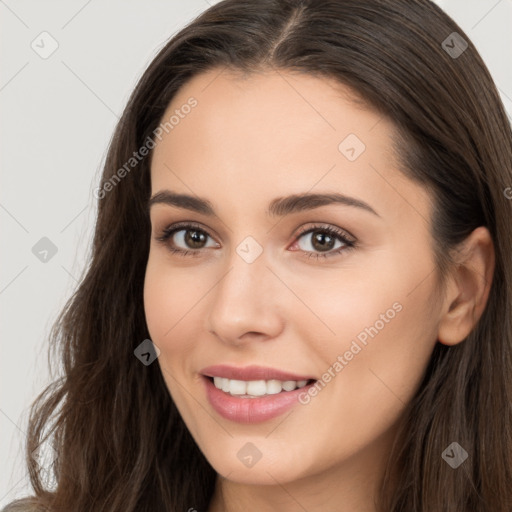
[292, 248, 439, 402]
[143, 253, 217, 399]
[143, 256, 203, 417]
[143, 259, 195, 401]
[143, 265, 174, 342]
[143, 253, 204, 342]
[288, 278, 438, 467]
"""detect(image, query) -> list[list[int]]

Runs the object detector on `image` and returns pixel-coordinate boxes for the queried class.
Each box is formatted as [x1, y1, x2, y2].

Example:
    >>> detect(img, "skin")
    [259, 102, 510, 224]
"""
[143, 67, 495, 512]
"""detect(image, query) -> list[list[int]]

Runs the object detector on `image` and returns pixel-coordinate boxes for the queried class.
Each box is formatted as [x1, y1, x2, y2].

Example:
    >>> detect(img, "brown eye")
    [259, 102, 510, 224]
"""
[309, 231, 337, 252]
[291, 224, 357, 259]
[156, 223, 219, 255]
[183, 229, 208, 249]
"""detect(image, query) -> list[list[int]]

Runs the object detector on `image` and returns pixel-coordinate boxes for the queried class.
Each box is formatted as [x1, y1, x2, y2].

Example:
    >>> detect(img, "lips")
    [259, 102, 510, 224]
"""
[200, 364, 317, 423]
[200, 364, 315, 382]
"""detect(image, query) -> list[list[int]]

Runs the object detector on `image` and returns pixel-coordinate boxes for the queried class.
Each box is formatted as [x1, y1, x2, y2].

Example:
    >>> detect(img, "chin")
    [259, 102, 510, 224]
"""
[202, 442, 315, 486]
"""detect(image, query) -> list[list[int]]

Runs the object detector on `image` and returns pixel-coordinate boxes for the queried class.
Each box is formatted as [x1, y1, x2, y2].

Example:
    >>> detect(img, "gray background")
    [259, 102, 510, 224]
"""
[1, 0, 511, 505]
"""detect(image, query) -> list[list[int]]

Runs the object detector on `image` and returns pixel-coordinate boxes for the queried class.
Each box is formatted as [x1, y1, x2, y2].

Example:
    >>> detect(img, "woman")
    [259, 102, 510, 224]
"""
[4, 0, 512, 510]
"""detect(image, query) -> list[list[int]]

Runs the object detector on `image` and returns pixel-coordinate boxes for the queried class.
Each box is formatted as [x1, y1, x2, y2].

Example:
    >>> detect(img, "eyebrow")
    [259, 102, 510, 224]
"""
[148, 190, 380, 218]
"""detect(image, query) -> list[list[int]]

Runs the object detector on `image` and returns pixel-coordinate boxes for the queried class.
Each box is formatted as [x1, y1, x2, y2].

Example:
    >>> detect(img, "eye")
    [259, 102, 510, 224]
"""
[155, 222, 218, 256]
[155, 222, 356, 260]
[290, 224, 356, 259]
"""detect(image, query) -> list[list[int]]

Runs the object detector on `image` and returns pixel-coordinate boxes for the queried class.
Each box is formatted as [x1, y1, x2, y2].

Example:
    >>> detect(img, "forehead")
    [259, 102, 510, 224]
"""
[149, 68, 430, 225]
[153, 68, 389, 167]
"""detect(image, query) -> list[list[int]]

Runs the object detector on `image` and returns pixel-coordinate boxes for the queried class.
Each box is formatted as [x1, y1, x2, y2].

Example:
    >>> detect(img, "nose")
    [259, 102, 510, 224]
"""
[205, 246, 285, 347]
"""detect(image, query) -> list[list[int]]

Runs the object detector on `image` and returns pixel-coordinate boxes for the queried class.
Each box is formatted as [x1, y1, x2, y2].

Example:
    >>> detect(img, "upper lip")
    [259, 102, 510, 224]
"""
[201, 364, 316, 382]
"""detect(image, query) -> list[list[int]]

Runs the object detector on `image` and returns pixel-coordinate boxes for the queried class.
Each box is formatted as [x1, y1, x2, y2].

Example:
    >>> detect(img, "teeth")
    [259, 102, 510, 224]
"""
[246, 380, 267, 396]
[282, 380, 297, 391]
[211, 377, 310, 397]
[229, 379, 247, 395]
[266, 380, 282, 395]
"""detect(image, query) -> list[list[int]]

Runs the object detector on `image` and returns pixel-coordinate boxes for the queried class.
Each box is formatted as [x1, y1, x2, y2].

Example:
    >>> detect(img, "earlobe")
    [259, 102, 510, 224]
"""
[437, 226, 495, 346]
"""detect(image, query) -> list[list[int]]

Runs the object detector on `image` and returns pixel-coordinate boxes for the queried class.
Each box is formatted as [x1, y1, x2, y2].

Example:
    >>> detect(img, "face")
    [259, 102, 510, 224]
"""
[144, 68, 443, 487]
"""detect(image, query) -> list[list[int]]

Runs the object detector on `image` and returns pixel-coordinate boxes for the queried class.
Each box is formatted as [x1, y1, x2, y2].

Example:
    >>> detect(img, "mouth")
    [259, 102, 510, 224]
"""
[200, 365, 318, 423]
[205, 375, 316, 398]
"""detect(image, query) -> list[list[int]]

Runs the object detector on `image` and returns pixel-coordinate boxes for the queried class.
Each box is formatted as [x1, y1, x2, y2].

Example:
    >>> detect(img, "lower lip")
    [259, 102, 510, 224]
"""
[202, 376, 315, 424]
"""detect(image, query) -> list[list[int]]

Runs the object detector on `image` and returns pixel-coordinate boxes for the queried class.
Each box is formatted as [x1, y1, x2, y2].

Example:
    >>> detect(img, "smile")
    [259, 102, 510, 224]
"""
[211, 377, 311, 397]
[200, 365, 317, 423]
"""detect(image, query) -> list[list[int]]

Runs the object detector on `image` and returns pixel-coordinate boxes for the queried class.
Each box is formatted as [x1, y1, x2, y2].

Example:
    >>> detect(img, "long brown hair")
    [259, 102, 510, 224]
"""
[4, 0, 512, 510]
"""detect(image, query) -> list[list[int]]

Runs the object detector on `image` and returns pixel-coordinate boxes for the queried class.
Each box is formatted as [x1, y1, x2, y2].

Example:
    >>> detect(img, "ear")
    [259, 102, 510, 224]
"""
[437, 226, 495, 346]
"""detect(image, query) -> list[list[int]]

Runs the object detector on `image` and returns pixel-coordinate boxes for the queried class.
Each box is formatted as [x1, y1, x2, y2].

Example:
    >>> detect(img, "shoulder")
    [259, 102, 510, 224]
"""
[1, 500, 41, 512]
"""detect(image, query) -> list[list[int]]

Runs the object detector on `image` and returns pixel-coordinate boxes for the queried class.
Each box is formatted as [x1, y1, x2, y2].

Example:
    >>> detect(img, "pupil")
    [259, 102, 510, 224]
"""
[185, 230, 206, 248]
[312, 231, 334, 252]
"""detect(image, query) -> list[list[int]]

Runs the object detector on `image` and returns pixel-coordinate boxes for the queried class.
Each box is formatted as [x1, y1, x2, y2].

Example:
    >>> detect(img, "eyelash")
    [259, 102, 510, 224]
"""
[155, 222, 357, 260]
